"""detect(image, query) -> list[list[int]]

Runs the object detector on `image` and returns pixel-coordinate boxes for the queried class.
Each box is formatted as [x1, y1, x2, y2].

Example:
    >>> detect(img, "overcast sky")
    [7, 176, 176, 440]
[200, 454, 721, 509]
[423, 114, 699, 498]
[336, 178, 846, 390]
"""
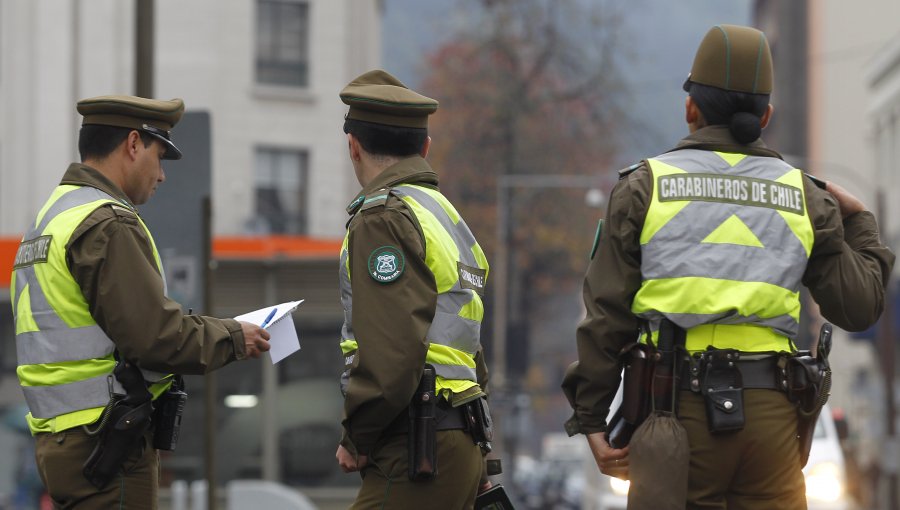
[382, 0, 752, 166]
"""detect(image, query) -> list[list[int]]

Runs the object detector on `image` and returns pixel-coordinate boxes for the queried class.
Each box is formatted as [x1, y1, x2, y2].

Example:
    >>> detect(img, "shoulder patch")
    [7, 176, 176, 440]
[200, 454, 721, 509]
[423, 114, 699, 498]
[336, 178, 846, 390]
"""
[368, 245, 405, 283]
[617, 162, 642, 180]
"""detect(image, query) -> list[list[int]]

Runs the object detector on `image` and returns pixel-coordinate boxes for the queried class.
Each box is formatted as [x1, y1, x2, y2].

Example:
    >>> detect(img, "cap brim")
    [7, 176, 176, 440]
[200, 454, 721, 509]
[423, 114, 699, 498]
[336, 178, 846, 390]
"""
[148, 132, 182, 160]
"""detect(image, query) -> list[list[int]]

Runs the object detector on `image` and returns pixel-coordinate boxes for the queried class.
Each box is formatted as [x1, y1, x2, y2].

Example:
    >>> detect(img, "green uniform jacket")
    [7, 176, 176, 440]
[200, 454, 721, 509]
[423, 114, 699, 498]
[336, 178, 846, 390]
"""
[61, 163, 247, 374]
[561, 126, 896, 435]
[340, 157, 489, 455]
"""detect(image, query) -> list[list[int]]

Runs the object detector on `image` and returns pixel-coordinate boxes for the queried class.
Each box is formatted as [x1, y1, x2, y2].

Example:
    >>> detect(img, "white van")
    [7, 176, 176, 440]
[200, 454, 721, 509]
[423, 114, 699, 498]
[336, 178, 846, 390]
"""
[584, 405, 854, 510]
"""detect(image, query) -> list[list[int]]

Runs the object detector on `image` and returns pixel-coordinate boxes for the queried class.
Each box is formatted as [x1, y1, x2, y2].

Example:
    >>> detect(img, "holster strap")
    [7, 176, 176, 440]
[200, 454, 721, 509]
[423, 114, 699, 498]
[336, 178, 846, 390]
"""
[681, 355, 787, 392]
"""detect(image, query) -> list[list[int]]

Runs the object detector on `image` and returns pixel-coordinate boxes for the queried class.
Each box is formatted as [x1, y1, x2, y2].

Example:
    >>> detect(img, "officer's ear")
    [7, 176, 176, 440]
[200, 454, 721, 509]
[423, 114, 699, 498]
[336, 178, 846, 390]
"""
[419, 136, 431, 159]
[760, 104, 774, 129]
[685, 97, 704, 130]
[125, 130, 143, 162]
[347, 133, 362, 163]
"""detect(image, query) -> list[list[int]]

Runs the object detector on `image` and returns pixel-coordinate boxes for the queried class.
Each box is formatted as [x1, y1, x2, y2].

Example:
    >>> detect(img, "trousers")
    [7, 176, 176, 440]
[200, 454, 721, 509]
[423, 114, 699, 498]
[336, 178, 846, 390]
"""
[34, 426, 158, 510]
[351, 429, 483, 510]
[679, 389, 806, 510]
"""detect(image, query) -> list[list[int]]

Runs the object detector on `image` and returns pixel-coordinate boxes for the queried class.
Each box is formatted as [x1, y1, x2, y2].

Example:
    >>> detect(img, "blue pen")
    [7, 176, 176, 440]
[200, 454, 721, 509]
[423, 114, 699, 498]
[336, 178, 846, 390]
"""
[260, 308, 278, 329]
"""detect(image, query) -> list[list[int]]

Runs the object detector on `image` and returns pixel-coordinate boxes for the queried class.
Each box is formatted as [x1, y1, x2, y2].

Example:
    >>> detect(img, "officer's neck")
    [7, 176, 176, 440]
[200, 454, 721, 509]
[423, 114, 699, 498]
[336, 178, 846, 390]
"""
[356, 153, 401, 187]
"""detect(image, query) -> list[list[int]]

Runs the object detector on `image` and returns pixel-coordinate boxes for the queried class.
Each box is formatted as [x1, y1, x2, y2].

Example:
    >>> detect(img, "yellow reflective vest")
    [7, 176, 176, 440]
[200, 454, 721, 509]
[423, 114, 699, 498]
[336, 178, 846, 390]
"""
[11, 184, 171, 434]
[339, 184, 490, 400]
[632, 150, 814, 353]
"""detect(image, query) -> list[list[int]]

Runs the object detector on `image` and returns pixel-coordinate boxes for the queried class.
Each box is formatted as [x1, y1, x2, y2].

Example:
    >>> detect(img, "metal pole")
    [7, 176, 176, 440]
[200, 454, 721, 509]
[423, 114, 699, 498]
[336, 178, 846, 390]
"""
[202, 198, 218, 510]
[135, 0, 154, 98]
[262, 266, 279, 482]
[492, 183, 509, 391]
[877, 189, 898, 510]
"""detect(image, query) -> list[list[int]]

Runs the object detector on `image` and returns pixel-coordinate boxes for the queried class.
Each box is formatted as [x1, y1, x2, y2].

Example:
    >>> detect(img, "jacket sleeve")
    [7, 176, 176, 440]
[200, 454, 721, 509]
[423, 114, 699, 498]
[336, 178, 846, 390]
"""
[802, 180, 896, 331]
[340, 205, 436, 455]
[67, 205, 246, 375]
[561, 167, 649, 435]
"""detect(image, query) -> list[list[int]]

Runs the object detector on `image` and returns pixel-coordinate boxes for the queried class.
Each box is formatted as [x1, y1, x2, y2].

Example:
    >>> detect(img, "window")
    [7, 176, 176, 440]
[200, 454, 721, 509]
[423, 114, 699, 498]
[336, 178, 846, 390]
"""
[251, 148, 309, 235]
[256, 0, 310, 87]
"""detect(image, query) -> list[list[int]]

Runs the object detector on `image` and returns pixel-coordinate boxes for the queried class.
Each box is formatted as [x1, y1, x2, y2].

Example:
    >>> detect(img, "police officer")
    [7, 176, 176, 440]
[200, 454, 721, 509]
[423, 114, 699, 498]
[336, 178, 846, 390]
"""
[333, 70, 491, 509]
[10, 95, 271, 509]
[561, 25, 895, 509]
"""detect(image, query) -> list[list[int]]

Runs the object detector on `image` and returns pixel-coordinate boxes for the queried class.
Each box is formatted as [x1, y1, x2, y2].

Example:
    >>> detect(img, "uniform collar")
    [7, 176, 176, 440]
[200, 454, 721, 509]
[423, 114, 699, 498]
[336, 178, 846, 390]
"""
[669, 126, 783, 159]
[345, 156, 439, 215]
[60, 163, 136, 210]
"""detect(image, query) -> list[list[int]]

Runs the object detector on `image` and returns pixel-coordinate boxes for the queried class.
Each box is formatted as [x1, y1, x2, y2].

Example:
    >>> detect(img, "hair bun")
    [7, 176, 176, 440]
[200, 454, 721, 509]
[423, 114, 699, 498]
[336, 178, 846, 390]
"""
[729, 112, 761, 144]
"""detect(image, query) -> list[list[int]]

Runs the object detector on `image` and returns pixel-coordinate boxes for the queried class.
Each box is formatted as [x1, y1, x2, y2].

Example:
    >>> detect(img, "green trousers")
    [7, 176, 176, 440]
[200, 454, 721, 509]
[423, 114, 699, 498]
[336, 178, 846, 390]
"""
[679, 389, 806, 510]
[351, 429, 483, 510]
[34, 427, 158, 510]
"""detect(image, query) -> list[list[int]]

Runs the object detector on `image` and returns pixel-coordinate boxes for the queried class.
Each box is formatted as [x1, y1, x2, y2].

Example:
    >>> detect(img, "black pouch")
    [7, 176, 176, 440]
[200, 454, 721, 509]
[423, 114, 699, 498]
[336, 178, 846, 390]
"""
[701, 349, 745, 434]
[152, 376, 187, 451]
[465, 397, 494, 454]
[408, 365, 437, 481]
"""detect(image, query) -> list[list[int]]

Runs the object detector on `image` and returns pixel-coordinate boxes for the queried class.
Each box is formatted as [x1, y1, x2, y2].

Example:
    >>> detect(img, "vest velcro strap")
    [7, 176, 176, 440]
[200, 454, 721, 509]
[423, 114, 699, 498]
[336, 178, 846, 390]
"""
[22, 373, 123, 419]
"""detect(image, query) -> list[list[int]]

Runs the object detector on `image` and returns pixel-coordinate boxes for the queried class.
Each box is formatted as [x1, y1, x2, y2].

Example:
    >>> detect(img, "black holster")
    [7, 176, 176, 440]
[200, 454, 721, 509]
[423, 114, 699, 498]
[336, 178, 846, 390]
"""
[408, 365, 437, 481]
[789, 323, 833, 467]
[608, 319, 685, 448]
[82, 357, 154, 489]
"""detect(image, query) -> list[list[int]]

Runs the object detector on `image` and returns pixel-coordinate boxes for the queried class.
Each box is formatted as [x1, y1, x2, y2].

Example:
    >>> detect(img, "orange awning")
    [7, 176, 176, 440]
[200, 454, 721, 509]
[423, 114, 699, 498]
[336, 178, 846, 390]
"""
[0, 235, 342, 288]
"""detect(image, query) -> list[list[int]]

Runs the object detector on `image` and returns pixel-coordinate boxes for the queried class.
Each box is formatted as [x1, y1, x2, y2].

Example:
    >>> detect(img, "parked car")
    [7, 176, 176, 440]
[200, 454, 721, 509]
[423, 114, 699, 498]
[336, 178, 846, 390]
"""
[584, 405, 854, 510]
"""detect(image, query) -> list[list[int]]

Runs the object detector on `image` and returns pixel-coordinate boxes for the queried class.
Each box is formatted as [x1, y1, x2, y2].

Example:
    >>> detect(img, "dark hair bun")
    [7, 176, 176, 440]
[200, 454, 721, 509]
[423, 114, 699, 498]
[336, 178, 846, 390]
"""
[729, 111, 761, 144]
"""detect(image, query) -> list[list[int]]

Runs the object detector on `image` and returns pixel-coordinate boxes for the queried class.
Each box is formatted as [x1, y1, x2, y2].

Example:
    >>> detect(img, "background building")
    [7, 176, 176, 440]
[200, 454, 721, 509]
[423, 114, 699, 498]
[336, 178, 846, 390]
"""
[0, 0, 380, 504]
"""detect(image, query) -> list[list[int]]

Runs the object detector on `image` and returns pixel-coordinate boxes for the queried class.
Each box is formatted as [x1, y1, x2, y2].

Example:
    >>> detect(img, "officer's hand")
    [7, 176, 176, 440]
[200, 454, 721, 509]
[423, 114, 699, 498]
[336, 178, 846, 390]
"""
[238, 321, 271, 359]
[336, 444, 368, 473]
[586, 432, 629, 480]
[826, 181, 867, 219]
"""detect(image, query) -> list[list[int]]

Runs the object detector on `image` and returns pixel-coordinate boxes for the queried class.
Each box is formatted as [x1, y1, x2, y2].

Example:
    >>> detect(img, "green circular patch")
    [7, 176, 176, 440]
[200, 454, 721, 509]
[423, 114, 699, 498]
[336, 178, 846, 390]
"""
[368, 246, 405, 283]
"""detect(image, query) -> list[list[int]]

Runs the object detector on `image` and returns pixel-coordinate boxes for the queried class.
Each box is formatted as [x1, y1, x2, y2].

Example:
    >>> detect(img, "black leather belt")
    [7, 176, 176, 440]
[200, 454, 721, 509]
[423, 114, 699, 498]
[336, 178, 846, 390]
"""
[385, 399, 470, 435]
[680, 355, 787, 392]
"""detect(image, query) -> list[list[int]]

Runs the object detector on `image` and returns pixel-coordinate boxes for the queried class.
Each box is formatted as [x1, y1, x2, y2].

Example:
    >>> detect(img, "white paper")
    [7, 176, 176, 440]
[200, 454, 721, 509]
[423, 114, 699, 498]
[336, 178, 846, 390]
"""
[234, 300, 303, 364]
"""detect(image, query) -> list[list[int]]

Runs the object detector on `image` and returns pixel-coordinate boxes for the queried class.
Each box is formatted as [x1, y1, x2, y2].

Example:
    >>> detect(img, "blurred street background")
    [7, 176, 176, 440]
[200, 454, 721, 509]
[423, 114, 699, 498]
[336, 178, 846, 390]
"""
[0, 0, 899, 508]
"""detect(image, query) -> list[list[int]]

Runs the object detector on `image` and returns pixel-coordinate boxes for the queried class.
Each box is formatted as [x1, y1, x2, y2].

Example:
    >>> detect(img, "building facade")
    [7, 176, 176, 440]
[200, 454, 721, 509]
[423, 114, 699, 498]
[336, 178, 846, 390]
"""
[0, 0, 380, 498]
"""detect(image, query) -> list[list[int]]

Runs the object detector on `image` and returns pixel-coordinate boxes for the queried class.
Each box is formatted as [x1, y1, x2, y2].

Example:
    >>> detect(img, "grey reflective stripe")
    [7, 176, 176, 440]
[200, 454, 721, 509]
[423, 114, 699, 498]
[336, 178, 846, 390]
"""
[640, 312, 799, 342]
[16, 325, 115, 365]
[15, 265, 68, 332]
[22, 372, 123, 419]
[339, 245, 354, 341]
[27, 186, 118, 239]
[391, 185, 485, 369]
[391, 186, 480, 267]
[430, 311, 481, 355]
[432, 363, 478, 381]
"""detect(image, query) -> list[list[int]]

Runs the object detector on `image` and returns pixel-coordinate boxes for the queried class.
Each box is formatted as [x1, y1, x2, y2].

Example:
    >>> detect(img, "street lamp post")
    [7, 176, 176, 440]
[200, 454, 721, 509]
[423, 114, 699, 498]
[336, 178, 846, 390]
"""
[491, 173, 605, 477]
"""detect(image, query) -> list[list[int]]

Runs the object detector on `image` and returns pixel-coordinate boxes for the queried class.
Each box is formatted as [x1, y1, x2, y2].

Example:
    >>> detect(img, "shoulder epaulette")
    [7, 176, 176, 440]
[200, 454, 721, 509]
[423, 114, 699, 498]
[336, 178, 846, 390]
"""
[359, 188, 391, 212]
[108, 203, 138, 219]
[617, 162, 643, 180]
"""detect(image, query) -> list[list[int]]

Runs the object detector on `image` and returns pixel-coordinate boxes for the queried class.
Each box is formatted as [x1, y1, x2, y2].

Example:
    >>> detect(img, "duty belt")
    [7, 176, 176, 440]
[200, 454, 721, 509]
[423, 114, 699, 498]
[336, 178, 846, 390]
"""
[386, 398, 470, 435]
[680, 354, 788, 392]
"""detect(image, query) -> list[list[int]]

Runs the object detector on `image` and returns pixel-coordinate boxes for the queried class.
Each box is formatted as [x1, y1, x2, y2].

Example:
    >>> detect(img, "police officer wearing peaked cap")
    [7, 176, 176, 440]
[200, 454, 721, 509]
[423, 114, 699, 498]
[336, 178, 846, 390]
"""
[334, 70, 493, 509]
[11, 95, 271, 509]
[561, 25, 894, 509]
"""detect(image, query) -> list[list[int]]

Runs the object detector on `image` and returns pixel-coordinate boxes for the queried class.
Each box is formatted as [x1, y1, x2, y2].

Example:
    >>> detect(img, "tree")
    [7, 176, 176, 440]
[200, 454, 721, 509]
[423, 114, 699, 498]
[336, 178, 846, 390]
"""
[420, 0, 631, 448]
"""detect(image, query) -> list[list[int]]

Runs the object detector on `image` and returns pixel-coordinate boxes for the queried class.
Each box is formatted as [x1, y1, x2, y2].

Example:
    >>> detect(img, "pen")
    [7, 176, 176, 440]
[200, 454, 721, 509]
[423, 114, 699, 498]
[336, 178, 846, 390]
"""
[260, 308, 278, 329]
